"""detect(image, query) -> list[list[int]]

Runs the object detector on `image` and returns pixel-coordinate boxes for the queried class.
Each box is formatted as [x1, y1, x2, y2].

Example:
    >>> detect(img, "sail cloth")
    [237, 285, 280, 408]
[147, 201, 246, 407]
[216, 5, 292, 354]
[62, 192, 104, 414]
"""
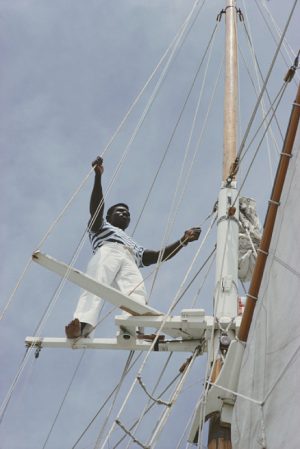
[238, 197, 261, 282]
[232, 127, 300, 449]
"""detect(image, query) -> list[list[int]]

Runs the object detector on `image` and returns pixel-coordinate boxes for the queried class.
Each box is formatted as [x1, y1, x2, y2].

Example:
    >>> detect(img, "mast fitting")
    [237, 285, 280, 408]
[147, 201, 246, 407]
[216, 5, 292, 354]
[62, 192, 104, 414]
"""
[216, 6, 244, 22]
[284, 50, 299, 82]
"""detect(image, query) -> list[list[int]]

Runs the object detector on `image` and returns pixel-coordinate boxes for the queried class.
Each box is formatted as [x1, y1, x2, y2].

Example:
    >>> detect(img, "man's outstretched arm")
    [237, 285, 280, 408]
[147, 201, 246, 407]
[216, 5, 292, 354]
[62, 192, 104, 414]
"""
[142, 227, 201, 266]
[88, 157, 104, 232]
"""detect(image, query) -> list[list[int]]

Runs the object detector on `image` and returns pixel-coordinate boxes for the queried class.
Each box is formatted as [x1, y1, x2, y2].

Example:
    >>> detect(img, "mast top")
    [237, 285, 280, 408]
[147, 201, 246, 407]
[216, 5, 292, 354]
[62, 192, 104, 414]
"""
[223, 0, 238, 182]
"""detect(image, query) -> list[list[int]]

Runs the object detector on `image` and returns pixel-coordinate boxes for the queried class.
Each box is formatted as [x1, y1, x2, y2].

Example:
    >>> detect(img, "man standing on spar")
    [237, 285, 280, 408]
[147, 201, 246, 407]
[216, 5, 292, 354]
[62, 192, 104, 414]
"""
[65, 157, 201, 339]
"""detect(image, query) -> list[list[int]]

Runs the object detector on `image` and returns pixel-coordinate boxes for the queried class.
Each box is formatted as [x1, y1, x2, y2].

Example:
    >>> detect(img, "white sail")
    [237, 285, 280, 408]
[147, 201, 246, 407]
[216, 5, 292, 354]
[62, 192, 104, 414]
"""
[232, 125, 300, 448]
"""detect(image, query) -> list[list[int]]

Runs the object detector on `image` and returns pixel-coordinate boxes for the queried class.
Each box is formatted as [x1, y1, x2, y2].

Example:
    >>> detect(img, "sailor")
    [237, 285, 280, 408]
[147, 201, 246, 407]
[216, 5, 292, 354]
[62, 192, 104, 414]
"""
[65, 157, 201, 338]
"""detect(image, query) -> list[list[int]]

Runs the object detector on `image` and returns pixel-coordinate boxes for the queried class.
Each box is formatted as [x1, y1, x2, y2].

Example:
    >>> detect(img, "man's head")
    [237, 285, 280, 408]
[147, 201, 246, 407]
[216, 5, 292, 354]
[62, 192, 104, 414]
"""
[106, 203, 130, 230]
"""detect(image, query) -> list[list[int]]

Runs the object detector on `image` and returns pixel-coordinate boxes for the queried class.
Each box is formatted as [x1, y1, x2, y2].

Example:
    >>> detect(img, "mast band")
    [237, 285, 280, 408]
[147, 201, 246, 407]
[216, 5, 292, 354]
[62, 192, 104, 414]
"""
[257, 248, 269, 256]
[280, 152, 293, 158]
[268, 199, 281, 206]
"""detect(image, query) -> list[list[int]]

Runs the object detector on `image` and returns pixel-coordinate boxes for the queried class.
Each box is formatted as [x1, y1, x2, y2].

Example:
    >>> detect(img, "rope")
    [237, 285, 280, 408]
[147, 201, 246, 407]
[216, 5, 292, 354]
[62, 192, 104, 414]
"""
[100, 0, 207, 160]
[232, 83, 288, 208]
[255, 0, 299, 85]
[115, 420, 149, 449]
[124, 353, 174, 449]
[0, 350, 32, 423]
[239, 83, 287, 163]
[169, 218, 217, 312]
[132, 19, 220, 236]
[206, 380, 262, 405]
[162, 50, 224, 239]
[241, 6, 284, 142]
[127, 212, 215, 299]
[0, 166, 94, 321]
[148, 38, 223, 300]
[70, 351, 143, 449]
[239, 5, 282, 182]
[191, 250, 216, 308]
[136, 376, 172, 407]
[193, 213, 238, 446]
[113, 370, 181, 449]
[0, 0, 202, 326]
[42, 351, 86, 449]
[93, 352, 136, 449]
[0, 7, 207, 428]
[235, 0, 298, 164]
[99, 223, 211, 449]
[146, 348, 199, 449]
[0, 2, 209, 426]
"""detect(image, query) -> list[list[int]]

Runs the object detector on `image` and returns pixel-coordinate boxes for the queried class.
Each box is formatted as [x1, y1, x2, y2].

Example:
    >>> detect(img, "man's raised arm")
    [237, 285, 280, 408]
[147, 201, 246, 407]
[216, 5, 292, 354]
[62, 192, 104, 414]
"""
[142, 227, 201, 266]
[88, 157, 104, 232]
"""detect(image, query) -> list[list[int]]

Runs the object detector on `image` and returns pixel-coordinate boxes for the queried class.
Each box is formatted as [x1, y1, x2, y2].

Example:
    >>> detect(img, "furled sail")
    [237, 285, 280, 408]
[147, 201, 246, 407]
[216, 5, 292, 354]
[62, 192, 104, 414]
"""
[232, 126, 300, 448]
[238, 197, 261, 282]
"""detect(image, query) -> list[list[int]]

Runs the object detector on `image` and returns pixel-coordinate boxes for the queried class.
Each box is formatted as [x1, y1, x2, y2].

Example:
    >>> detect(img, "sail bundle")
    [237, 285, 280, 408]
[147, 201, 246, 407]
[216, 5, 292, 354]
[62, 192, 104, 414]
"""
[238, 197, 262, 282]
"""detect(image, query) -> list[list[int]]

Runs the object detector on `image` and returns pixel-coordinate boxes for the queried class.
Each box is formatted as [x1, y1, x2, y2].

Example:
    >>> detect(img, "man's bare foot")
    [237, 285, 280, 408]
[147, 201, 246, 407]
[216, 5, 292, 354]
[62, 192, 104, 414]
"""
[65, 318, 81, 339]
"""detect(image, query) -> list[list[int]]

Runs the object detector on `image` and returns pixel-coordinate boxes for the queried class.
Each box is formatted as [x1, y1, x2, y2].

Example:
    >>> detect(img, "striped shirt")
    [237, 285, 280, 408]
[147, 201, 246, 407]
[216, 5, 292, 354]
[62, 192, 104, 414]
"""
[89, 219, 144, 268]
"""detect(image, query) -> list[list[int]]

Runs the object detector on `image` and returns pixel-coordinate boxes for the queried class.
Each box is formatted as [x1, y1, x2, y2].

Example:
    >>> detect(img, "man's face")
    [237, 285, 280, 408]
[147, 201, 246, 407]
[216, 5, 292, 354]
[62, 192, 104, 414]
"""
[108, 206, 130, 230]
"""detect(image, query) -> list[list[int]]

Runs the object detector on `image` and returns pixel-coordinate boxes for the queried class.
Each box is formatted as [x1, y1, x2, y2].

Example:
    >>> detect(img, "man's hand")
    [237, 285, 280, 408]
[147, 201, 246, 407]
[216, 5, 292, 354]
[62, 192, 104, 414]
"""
[181, 227, 201, 245]
[92, 156, 104, 174]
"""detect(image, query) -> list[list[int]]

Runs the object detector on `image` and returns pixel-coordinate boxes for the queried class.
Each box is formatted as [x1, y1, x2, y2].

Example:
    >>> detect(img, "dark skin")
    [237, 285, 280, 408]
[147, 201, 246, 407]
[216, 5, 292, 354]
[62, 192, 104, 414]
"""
[89, 159, 201, 266]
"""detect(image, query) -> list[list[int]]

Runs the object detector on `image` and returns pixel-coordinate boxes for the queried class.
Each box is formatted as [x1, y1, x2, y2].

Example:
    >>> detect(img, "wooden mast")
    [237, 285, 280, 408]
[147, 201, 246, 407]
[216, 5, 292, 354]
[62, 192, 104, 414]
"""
[208, 1, 238, 448]
[223, 0, 238, 181]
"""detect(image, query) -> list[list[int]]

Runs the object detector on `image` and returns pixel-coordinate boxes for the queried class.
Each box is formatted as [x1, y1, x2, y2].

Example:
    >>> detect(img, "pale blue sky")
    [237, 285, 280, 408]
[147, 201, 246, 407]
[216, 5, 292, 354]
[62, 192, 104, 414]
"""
[0, 1, 299, 448]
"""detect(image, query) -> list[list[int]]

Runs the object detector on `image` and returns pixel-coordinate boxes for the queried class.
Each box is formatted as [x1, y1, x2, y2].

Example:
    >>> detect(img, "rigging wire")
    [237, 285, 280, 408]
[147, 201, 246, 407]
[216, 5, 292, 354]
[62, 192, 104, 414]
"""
[235, 0, 298, 164]
[238, 82, 287, 164]
[0, 223, 92, 422]
[87, 0, 206, 275]
[132, 17, 219, 236]
[100, 0, 205, 212]
[93, 351, 135, 449]
[42, 350, 86, 449]
[239, 8, 280, 182]
[147, 30, 223, 300]
[146, 348, 199, 449]
[0, 166, 94, 322]
[99, 214, 216, 448]
[125, 353, 174, 449]
[100, 0, 206, 159]
[168, 54, 224, 229]
[241, 6, 284, 143]
[255, 0, 299, 85]
[0, 1, 207, 428]
[233, 82, 288, 207]
[113, 370, 181, 449]
[192, 216, 237, 447]
[169, 237, 217, 314]
[71, 351, 143, 449]
[0, 350, 30, 425]
[0, 1, 206, 423]
[191, 251, 216, 308]
[0, 0, 202, 326]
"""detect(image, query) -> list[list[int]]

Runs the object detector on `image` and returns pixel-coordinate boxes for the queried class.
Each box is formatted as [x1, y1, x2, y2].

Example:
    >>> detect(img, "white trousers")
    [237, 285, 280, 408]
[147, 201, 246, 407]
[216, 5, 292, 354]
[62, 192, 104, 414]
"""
[73, 242, 147, 327]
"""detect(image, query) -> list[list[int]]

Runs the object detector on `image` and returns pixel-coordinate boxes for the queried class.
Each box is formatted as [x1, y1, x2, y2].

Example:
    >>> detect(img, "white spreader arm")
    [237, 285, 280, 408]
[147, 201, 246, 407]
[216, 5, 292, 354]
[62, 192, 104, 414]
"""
[32, 251, 163, 316]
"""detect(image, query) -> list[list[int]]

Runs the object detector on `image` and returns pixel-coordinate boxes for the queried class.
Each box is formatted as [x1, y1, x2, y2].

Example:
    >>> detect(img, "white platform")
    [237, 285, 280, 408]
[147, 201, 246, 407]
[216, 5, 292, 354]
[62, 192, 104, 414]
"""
[32, 251, 162, 316]
[25, 336, 202, 353]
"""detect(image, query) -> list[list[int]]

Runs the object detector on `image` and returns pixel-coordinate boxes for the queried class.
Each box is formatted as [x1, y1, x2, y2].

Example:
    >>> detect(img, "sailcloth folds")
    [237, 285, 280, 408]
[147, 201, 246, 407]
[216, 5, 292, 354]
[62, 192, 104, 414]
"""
[238, 197, 261, 282]
[232, 128, 300, 449]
